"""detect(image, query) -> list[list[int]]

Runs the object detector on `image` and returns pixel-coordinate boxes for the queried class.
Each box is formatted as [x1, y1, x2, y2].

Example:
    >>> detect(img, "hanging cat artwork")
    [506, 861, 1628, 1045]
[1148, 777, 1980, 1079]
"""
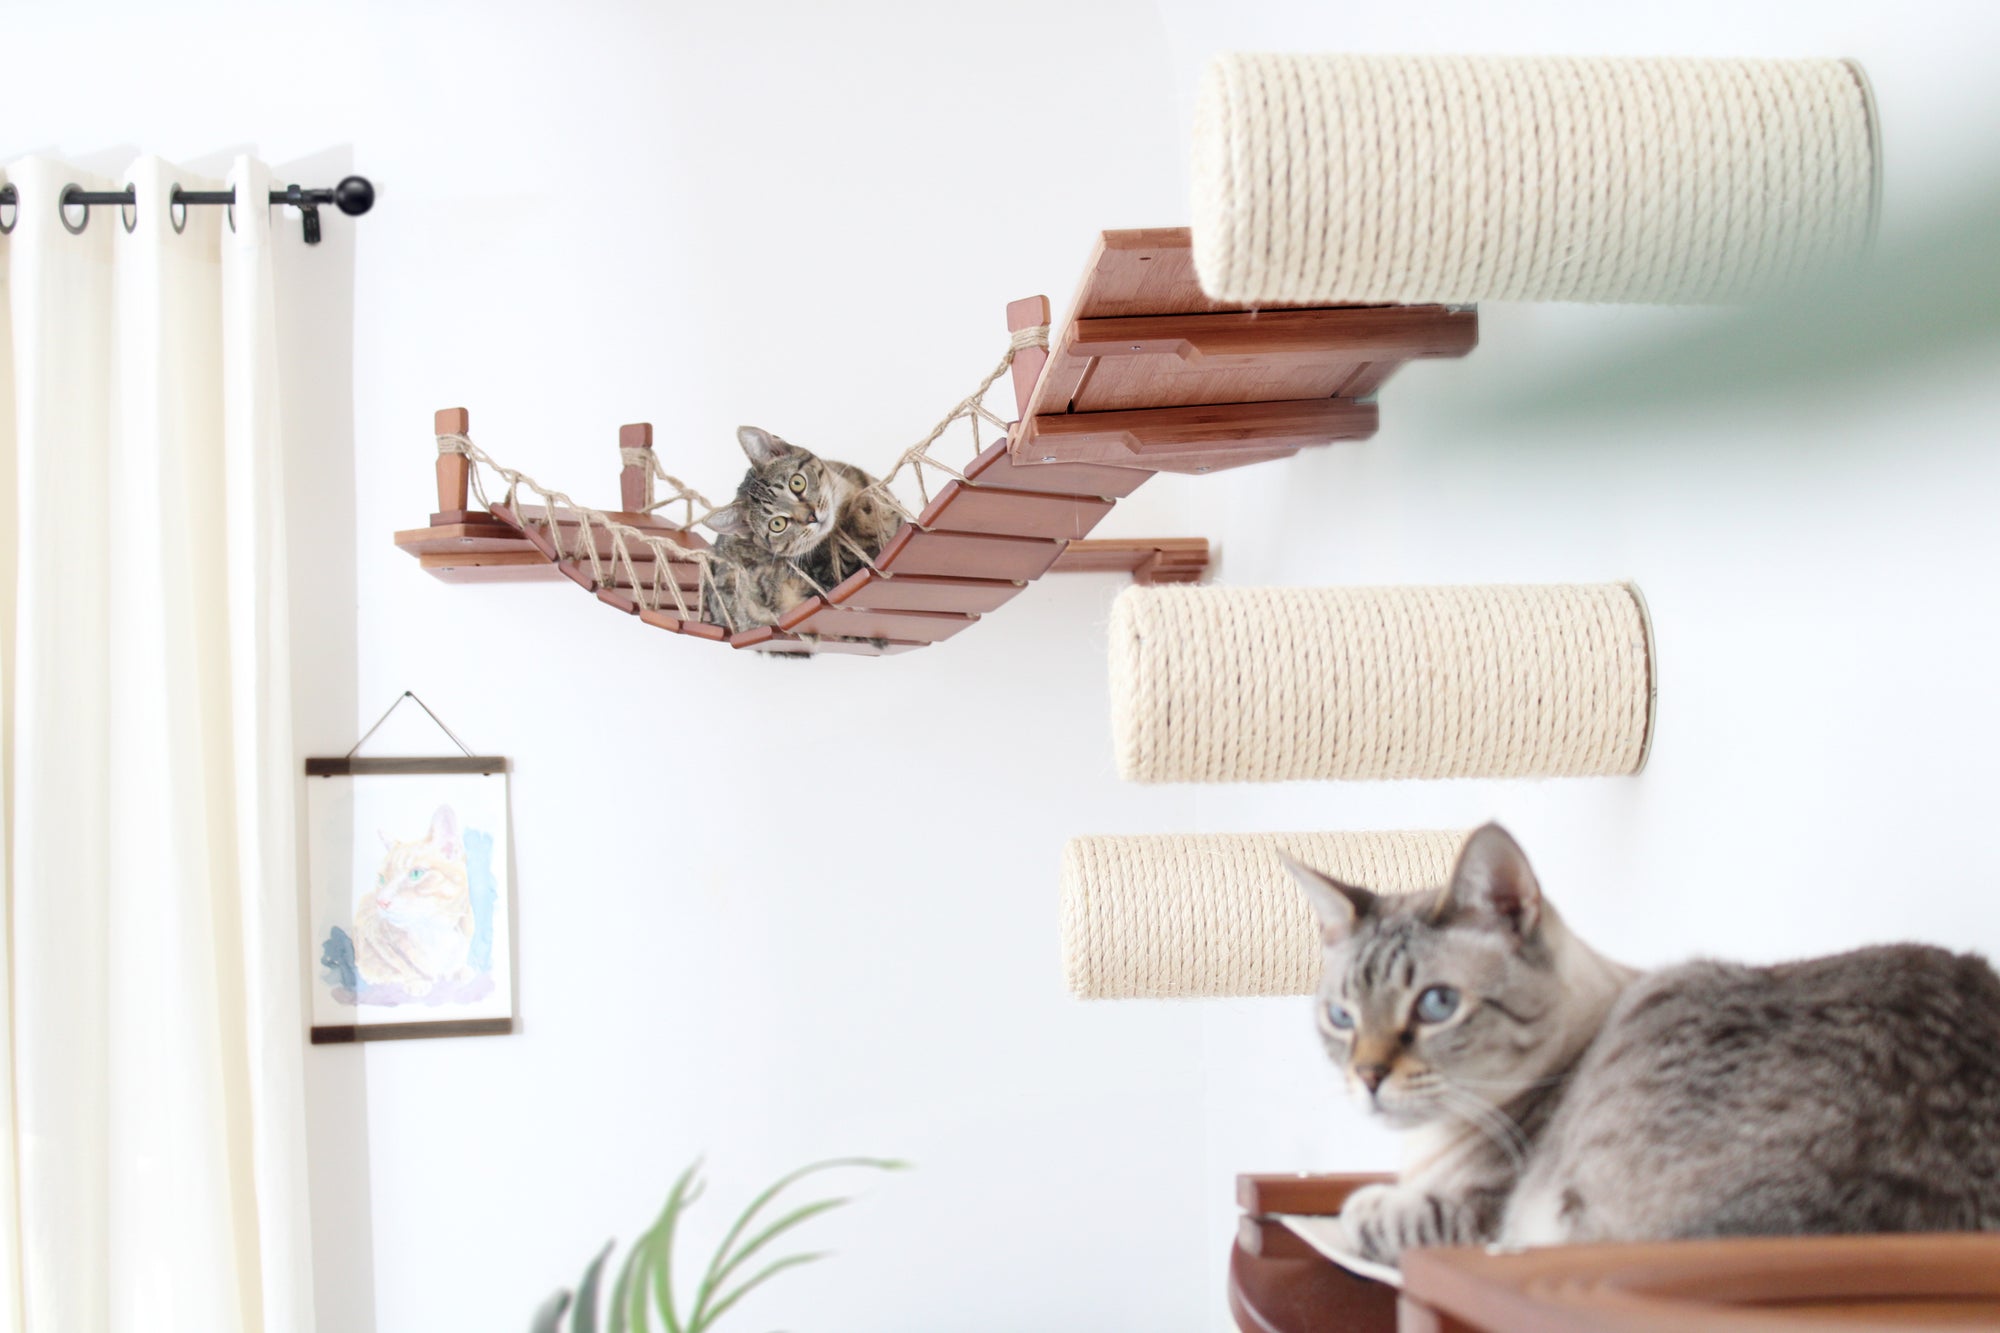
[305, 696, 515, 1042]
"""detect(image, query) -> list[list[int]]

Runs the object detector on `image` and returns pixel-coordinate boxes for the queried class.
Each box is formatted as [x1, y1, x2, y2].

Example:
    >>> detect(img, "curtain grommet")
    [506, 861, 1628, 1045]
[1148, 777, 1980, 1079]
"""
[169, 186, 188, 234]
[59, 184, 89, 235]
[120, 199, 138, 234]
[0, 192, 15, 235]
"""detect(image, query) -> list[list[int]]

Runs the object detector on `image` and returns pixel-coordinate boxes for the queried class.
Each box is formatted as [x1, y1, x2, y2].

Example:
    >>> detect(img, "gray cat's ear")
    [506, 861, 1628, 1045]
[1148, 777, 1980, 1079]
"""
[706, 504, 748, 536]
[1282, 852, 1377, 944]
[736, 426, 786, 466]
[1436, 823, 1543, 940]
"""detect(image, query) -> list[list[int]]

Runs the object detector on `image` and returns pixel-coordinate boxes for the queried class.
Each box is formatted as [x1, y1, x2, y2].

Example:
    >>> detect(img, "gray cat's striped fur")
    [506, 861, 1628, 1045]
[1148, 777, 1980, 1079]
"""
[701, 426, 901, 631]
[1286, 825, 2000, 1267]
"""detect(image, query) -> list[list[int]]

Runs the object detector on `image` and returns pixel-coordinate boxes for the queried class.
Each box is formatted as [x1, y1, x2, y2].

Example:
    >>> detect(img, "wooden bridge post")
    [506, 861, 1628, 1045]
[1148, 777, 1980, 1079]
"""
[435, 406, 470, 520]
[619, 422, 653, 515]
[1006, 296, 1051, 426]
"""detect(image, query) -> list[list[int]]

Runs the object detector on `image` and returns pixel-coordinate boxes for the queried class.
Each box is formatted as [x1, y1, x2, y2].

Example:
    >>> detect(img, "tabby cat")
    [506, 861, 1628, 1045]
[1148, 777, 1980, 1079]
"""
[1285, 824, 2000, 1267]
[701, 426, 902, 630]
[354, 804, 476, 998]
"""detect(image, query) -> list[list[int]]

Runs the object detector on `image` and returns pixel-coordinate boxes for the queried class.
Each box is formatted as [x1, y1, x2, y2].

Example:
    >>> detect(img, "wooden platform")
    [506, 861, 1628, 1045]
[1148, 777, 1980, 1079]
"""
[1011, 228, 1475, 475]
[1229, 1174, 2000, 1332]
[394, 228, 1477, 656]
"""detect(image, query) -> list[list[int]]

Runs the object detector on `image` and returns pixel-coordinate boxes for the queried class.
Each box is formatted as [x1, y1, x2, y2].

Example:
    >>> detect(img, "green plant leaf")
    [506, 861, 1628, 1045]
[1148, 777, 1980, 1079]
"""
[688, 1158, 904, 1330]
[688, 1197, 849, 1328]
[641, 1159, 706, 1333]
[691, 1252, 830, 1333]
[572, 1240, 615, 1333]
[607, 1235, 646, 1333]
[627, 1244, 652, 1333]
[530, 1288, 571, 1333]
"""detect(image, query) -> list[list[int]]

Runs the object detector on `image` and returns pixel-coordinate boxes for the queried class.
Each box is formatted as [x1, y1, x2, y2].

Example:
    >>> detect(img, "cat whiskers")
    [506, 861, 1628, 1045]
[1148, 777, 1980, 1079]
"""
[1434, 1083, 1531, 1171]
[1442, 1072, 1572, 1094]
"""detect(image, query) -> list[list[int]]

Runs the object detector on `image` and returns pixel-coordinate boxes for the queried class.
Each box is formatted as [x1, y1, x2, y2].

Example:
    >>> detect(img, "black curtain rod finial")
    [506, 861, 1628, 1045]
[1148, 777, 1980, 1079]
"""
[333, 175, 375, 217]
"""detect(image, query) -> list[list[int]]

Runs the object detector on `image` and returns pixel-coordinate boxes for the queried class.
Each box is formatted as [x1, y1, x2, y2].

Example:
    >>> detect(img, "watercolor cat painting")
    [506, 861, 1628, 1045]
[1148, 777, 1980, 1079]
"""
[321, 803, 498, 1007]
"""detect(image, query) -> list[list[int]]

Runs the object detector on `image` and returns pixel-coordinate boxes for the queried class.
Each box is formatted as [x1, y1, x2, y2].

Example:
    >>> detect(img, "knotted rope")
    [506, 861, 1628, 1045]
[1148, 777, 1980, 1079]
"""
[435, 325, 1047, 634]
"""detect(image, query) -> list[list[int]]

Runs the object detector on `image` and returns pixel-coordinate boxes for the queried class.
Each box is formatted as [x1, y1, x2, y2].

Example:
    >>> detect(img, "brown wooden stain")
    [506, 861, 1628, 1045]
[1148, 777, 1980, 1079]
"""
[395, 228, 1478, 655]
[875, 528, 1065, 582]
[960, 440, 1150, 498]
[792, 605, 980, 644]
[917, 481, 1114, 541]
[831, 571, 1025, 615]
[1224, 1171, 2000, 1333]
[618, 422, 654, 513]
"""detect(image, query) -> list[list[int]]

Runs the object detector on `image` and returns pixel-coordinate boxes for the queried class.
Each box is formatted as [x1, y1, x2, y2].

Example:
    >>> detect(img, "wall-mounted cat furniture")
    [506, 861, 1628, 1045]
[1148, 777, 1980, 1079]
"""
[395, 228, 1478, 655]
[1063, 49, 1904, 1333]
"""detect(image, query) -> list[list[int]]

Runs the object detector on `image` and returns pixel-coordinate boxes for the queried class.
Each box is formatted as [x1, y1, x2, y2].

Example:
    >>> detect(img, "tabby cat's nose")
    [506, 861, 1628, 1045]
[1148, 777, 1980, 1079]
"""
[1354, 1063, 1390, 1093]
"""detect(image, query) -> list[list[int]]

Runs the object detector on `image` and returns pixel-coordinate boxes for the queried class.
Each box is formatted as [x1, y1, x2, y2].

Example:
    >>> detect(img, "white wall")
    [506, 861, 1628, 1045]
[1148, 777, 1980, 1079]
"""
[11, 2, 2000, 1330]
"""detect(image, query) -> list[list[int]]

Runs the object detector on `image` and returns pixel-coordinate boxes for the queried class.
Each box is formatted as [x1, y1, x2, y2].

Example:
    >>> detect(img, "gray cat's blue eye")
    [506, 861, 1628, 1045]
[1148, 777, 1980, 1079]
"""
[1414, 985, 1460, 1023]
[1323, 1001, 1355, 1031]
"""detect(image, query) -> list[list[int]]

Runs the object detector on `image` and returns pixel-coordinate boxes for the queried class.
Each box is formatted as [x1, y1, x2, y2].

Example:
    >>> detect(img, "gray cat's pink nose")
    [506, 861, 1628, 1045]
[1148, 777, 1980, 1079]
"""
[1354, 1063, 1390, 1093]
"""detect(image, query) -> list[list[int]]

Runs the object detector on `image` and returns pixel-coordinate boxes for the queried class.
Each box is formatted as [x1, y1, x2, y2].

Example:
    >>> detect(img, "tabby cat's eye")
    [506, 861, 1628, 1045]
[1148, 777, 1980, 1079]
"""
[1415, 985, 1460, 1023]
[788, 474, 806, 494]
[1323, 1001, 1356, 1031]
[768, 516, 789, 534]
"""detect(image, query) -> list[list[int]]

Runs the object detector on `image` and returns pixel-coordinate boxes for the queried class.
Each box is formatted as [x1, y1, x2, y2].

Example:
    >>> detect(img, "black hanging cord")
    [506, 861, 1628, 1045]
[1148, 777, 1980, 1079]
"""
[0, 174, 374, 245]
[345, 690, 477, 760]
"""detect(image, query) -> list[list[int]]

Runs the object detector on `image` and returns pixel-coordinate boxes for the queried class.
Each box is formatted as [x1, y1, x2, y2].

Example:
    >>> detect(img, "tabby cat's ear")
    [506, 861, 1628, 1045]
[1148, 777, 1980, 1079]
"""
[1435, 823, 1543, 941]
[1282, 853, 1377, 945]
[736, 426, 786, 466]
[706, 505, 748, 536]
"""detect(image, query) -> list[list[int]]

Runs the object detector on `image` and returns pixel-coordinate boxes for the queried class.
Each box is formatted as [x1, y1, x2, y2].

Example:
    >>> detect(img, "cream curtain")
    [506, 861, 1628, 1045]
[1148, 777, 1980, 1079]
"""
[0, 154, 314, 1332]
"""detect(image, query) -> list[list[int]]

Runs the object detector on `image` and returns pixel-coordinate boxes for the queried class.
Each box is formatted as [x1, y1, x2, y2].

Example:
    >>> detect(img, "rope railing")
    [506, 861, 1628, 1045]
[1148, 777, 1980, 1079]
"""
[434, 324, 1048, 639]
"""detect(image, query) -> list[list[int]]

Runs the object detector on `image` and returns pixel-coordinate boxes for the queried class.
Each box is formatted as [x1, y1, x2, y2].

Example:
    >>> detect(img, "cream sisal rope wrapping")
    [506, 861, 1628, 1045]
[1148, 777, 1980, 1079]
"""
[1191, 54, 1880, 304]
[1110, 584, 1654, 784]
[1062, 831, 1464, 999]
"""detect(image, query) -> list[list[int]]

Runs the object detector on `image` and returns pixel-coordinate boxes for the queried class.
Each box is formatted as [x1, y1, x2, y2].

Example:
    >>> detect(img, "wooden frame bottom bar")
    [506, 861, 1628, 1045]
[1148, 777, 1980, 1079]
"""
[311, 1017, 515, 1043]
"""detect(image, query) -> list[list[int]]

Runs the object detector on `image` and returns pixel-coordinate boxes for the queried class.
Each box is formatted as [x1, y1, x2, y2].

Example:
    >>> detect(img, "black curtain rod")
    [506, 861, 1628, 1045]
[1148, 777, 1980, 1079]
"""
[0, 174, 374, 245]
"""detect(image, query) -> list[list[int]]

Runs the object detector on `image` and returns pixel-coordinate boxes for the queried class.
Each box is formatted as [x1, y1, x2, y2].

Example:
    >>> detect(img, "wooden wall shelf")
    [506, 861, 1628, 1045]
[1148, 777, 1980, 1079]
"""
[394, 228, 1477, 656]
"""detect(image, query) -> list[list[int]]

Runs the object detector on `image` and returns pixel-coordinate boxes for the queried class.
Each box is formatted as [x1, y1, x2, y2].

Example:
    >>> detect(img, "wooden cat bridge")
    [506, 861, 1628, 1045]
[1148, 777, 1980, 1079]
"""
[395, 228, 1477, 656]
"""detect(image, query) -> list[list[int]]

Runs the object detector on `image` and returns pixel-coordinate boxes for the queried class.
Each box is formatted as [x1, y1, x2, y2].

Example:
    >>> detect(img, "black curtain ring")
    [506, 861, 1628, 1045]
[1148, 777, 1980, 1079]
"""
[59, 184, 89, 235]
[169, 186, 188, 234]
[226, 200, 236, 234]
[0, 191, 15, 235]
[120, 196, 138, 234]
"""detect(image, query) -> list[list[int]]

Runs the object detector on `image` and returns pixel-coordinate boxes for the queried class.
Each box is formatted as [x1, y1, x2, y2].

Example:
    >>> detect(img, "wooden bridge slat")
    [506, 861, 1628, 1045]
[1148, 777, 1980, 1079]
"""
[918, 481, 1114, 541]
[962, 441, 1150, 497]
[794, 605, 979, 643]
[828, 570, 1025, 615]
[875, 528, 1064, 582]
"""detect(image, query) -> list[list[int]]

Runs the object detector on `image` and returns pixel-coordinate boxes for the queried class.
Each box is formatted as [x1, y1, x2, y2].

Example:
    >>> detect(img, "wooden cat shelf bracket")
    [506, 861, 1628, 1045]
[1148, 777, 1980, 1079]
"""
[393, 228, 1477, 656]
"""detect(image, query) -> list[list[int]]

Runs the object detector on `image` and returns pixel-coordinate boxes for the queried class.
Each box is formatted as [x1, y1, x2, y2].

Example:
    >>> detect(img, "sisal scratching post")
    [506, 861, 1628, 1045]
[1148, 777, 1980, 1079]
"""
[1062, 831, 1464, 999]
[1110, 584, 1655, 784]
[1192, 54, 1880, 305]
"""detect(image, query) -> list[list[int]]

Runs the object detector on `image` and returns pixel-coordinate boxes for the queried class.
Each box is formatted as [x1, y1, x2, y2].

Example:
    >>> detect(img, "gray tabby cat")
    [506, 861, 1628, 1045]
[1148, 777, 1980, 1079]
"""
[701, 426, 902, 630]
[1285, 824, 2000, 1267]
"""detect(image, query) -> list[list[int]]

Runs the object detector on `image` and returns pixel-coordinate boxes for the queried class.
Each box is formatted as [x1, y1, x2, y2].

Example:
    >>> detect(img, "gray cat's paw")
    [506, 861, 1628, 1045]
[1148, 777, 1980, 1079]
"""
[1337, 1183, 1470, 1266]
